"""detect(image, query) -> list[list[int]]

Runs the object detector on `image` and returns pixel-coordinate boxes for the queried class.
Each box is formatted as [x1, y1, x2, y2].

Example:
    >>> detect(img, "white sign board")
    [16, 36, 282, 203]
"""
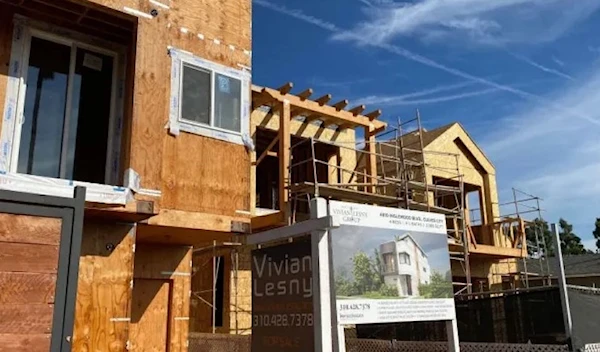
[329, 201, 455, 325]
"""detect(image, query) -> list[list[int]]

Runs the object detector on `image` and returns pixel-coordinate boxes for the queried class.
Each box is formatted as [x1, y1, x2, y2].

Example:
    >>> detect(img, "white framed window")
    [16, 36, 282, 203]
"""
[168, 47, 251, 145]
[398, 253, 411, 265]
[0, 17, 126, 186]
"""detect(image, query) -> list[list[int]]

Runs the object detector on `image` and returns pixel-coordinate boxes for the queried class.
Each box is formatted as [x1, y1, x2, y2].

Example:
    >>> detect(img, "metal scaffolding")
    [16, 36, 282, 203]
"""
[192, 241, 242, 334]
[287, 110, 472, 294]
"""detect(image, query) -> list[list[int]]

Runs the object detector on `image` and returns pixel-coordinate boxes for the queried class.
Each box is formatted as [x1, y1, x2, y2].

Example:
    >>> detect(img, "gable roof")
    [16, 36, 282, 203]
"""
[519, 254, 600, 277]
[396, 233, 427, 257]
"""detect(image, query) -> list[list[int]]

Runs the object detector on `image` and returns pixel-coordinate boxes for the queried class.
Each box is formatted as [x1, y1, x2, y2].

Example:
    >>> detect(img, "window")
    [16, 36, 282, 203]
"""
[398, 253, 411, 265]
[170, 48, 250, 145]
[382, 253, 396, 274]
[3, 24, 125, 185]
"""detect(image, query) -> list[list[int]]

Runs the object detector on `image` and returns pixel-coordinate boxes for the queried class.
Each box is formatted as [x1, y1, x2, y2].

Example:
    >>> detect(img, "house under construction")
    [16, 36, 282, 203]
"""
[0, 0, 548, 349]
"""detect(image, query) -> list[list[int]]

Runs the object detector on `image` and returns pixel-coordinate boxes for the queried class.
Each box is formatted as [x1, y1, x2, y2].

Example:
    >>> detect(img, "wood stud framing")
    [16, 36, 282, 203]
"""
[251, 84, 386, 133]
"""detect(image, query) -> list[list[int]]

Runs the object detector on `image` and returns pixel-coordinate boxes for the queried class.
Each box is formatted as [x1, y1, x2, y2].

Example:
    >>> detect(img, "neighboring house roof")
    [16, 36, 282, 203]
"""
[519, 253, 600, 277]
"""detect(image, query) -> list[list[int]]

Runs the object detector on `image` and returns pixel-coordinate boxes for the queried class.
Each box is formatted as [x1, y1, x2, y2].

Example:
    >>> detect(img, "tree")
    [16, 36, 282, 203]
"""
[418, 271, 453, 298]
[559, 219, 586, 255]
[525, 219, 554, 257]
[593, 218, 600, 252]
[351, 251, 381, 294]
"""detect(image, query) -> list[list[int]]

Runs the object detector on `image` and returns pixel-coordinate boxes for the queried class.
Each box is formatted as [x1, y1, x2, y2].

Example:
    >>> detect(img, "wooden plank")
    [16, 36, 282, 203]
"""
[251, 211, 285, 231]
[0, 214, 61, 246]
[348, 104, 366, 115]
[0, 304, 53, 334]
[365, 126, 377, 194]
[297, 88, 313, 100]
[147, 209, 250, 232]
[128, 13, 168, 191]
[132, 244, 192, 351]
[277, 82, 293, 95]
[72, 222, 135, 352]
[0, 272, 56, 304]
[279, 101, 291, 223]
[0, 243, 58, 273]
[331, 99, 348, 111]
[129, 279, 170, 351]
[255, 86, 386, 131]
[255, 136, 279, 166]
[0, 333, 51, 352]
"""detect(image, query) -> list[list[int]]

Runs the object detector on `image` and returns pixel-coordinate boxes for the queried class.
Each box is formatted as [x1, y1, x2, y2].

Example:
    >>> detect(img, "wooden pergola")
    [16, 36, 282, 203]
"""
[251, 82, 387, 225]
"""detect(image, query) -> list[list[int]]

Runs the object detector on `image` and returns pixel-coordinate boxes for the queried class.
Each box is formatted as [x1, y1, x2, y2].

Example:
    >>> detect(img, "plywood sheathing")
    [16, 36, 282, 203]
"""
[72, 221, 136, 351]
[123, 0, 251, 214]
[0, 214, 62, 351]
[132, 244, 192, 351]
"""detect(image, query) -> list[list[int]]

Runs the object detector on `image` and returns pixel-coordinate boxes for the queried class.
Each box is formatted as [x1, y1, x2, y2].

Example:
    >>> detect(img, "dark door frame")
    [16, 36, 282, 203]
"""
[0, 186, 85, 352]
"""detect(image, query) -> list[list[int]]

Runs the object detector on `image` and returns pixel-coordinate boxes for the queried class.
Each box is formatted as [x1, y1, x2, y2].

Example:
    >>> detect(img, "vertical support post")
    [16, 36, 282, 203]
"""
[311, 197, 335, 352]
[212, 241, 216, 334]
[551, 223, 573, 346]
[337, 324, 346, 352]
[446, 319, 460, 352]
[279, 101, 291, 223]
[365, 125, 377, 195]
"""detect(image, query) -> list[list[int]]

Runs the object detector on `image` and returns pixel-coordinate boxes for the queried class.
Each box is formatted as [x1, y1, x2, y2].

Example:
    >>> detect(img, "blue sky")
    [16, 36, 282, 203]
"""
[252, 0, 600, 250]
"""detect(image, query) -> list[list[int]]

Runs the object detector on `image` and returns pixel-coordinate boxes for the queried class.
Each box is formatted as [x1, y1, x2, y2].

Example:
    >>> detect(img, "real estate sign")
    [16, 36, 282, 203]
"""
[329, 200, 455, 325]
[251, 239, 314, 351]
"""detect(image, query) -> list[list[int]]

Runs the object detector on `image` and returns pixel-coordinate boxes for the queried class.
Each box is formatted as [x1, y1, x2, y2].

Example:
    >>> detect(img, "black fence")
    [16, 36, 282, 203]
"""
[356, 287, 567, 345]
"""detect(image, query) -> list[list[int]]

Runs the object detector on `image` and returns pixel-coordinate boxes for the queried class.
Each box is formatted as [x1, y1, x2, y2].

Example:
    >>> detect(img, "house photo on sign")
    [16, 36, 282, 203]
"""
[329, 200, 455, 325]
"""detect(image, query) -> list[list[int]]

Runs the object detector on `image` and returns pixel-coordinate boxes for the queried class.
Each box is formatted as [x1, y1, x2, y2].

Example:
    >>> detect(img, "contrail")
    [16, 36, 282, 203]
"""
[253, 0, 600, 126]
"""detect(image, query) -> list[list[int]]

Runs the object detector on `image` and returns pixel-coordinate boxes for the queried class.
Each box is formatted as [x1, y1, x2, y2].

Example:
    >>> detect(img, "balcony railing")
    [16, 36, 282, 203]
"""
[468, 217, 527, 257]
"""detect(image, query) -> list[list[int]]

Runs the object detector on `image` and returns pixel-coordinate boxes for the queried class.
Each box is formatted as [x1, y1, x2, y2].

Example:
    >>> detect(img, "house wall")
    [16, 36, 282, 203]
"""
[0, 0, 252, 218]
[381, 238, 431, 297]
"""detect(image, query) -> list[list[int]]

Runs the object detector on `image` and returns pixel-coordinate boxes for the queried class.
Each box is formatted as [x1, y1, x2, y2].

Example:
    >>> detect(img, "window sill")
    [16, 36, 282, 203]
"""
[177, 121, 245, 145]
[0, 172, 132, 205]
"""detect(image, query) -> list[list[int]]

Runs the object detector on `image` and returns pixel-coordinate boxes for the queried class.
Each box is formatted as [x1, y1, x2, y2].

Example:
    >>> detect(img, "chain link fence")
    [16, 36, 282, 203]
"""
[346, 338, 569, 352]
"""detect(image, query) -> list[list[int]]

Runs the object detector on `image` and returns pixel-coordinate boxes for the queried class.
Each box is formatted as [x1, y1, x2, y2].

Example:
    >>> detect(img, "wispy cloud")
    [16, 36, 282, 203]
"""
[355, 80, 477, 105]
[308, 76, 373, 89]
[254, 0, 600, 127]
[479, 67, 600, 239]
[509, 52, 574, 80]
[337, 0, 600, 46]
[552, 56, 565, 67]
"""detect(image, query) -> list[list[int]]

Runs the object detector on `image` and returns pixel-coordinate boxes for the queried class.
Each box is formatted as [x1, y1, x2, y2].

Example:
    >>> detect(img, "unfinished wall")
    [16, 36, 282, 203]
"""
[0, 0, 252, 218]
[73, 221, 136, 351]
[126, 0, 252, 216]
[132, 244, 192, 351]
[190, 245, 252, 335]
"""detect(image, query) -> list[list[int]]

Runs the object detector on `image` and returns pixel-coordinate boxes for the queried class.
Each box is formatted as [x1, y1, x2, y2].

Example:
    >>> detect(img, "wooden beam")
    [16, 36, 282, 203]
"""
[304, 114, 321, 124]
[252, 90, 274, 109]
[298, 88, 313, 100]
[315, 94, 332, 106]
[255, 136, 279, 166]
[267, 151, 277, 157]
[277, 82, 293, 95]
[365, 125, 377, 194]
[348, 105, 366, 115]
[331, 99, 349, 111]
[255, 86, 386, 131]
[279, 102, 291, 224]
[147, 209, 250, 232]
[337, 124, 352, 131]
[364, 109, 382, 120]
